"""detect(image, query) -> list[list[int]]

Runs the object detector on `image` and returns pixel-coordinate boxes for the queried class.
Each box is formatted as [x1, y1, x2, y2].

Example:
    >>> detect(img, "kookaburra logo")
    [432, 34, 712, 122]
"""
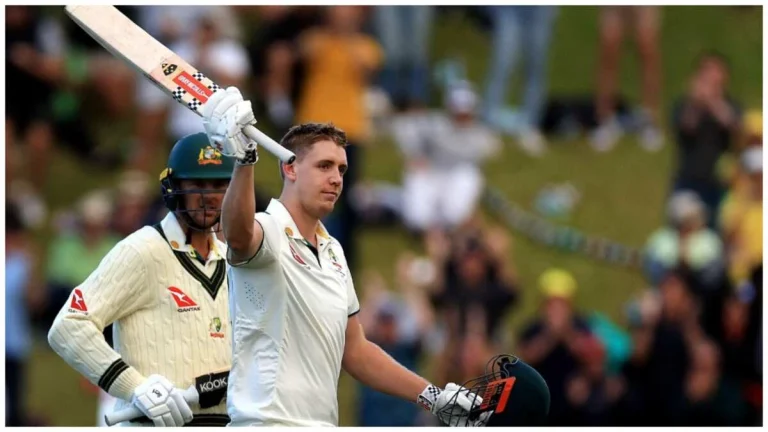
[199, 376, 227, 393]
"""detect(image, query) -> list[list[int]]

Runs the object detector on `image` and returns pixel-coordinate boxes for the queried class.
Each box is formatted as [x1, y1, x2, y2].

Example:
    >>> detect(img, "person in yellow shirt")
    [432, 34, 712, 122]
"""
[295, 6, 384, 269]
[719, 145, 762, 290]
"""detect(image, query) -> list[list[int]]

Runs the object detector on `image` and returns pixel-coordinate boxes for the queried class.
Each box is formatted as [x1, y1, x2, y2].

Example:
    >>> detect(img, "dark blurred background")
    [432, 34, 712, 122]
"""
[4, 5, 763, 426]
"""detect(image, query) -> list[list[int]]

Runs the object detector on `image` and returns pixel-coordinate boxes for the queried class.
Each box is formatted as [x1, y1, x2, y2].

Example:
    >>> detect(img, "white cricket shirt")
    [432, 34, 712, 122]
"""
[227, 199, 360, 427]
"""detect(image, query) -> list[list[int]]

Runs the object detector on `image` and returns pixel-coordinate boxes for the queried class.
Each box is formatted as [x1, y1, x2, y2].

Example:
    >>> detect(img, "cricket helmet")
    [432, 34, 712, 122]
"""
[160, 133, 234, 230]
[441, 354, 550, 427]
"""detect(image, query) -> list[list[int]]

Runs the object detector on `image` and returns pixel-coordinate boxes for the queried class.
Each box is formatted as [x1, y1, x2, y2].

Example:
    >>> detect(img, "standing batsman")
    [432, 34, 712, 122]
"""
[48, 133, 234, 426]
[202, 87, 487, 427]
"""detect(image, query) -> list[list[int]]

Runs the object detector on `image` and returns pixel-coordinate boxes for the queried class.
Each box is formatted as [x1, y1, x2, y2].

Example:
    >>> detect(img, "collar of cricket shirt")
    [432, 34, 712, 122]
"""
[160, 212, 225, 261]
[266, 199, 331, 249]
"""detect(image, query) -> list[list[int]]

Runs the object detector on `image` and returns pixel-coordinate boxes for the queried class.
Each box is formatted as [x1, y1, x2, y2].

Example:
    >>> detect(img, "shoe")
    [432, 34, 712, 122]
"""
[517, 128, 547, 157]
[590, 118, 624, 152]
[639, 125, 665, 152]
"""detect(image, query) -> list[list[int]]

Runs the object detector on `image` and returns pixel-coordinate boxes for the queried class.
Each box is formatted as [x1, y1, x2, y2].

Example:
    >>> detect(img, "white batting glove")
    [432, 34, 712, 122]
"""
[201, 87, 259, 165]
[131, 375, 194, 427]
[417, 383, 491, 427]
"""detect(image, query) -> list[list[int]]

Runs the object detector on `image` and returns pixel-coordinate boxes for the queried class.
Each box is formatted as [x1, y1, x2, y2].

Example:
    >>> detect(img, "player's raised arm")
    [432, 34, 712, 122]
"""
[202, 87, 264, 265]
[47, 241, 154, 401]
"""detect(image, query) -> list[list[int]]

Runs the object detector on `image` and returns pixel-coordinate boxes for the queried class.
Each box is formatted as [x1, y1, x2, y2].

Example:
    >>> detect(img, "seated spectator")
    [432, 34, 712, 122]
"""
[563, 335, 624, 425]
[517, 268, 595, 425]
[43, 190, 120, 329]
[670, 51, 742, 222]
[620, 272, 700, 426]
[644, 190, 725, 296]
[683, 339, 747, 425]
[391, 80, 501, 235]
[357, 267, 430, 427]
[111, 170, 153, 237]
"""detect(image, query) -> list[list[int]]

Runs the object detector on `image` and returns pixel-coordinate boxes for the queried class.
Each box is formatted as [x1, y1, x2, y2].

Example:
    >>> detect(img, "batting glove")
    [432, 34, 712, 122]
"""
[131, 374, 194, 427]
[418, 383, 491, 427]
[201, 87, 258, 165]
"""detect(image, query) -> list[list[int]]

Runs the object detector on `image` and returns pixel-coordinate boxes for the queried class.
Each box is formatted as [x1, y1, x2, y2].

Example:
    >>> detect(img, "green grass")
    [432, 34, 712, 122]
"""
[24, 6, 761, 426]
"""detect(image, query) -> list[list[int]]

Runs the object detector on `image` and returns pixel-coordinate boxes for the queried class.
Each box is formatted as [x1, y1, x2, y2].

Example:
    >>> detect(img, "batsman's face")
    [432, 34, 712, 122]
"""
[293, 140, 347, 218]
[179, 179, 229, 228]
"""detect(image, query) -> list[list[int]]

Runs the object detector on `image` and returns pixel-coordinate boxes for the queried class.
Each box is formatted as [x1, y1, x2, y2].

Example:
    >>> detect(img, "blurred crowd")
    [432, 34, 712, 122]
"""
[5, 5, 762, 427]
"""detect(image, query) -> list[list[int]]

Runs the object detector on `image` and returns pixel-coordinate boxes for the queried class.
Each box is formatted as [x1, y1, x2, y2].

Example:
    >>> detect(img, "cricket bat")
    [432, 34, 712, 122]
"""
[64, 5, 295, 164]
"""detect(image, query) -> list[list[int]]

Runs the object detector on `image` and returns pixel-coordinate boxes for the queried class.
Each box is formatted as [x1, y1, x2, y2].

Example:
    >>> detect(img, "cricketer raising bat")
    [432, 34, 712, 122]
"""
[64, 5, 296, 164]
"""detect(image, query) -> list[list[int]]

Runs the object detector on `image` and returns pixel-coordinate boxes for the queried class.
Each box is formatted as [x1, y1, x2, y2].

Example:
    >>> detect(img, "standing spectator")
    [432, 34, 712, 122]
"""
[132, 7, 249, 172]
[373, 6, 433, 110]
[294, 6, 383, 270]
[481, 6, 556, 156]
[670, 52, 742, 219]
[592, 6, 663, 152]
[517, 268, 596, 425]
[391, 80, 501, 235]
[43, 190, 120, 329]
[245, 6, 321, 129]
[5, 202, 41, 426]
[719, 146, 762, 291]
[356, 265, 431, 426]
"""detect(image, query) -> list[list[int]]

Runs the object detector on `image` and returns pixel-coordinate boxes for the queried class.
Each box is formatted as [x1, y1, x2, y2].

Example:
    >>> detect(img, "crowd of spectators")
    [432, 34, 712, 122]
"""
[5, 5, 761, 427]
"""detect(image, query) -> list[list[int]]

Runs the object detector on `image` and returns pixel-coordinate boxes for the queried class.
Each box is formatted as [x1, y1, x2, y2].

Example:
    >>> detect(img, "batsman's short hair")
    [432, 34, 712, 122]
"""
[278, 123, 348, 179]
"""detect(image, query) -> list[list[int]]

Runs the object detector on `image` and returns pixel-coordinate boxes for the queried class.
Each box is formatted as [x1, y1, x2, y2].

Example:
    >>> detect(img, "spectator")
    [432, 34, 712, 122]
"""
[481, 6, 556, 157]
[245, 6, 321, 129]
[644, 190, 725, 298]
[592, 6, 663, 152]
[373, 6, 434, 111]
[719, 146, 762, 291]
[294, 6, 383, 271]
[43, 190, 120, 329]
[111, 170, 153, 237]
[683, 339, 747, 425]
[562, 334, 623, 425]
[621, 272, 700, 425]
[517, 268, 595, 425]
[132, 7, 249, 172]
[357, 266, 431, 426]
[670, 52, 742, 219]
[391, 80, 501, 235]
[6, 202, 42, 426]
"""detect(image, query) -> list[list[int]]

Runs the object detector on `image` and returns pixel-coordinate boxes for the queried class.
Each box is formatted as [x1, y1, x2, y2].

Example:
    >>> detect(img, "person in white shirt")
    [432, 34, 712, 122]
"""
[201, 87, 488, 427]
[48, 133, 234, 427]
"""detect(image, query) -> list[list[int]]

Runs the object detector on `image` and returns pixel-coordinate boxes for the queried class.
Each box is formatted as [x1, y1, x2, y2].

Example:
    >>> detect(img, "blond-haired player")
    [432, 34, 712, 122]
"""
[202, 87, 488, 427]
[48, 133, 234, 426]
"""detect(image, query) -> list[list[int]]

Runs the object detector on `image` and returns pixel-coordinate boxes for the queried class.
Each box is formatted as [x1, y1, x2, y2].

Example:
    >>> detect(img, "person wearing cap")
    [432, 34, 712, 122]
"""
[517, 268, 597, 425]
[48, 133, 235, 426]
[644, 190, 725, 293]
[391, 80, 501, 236]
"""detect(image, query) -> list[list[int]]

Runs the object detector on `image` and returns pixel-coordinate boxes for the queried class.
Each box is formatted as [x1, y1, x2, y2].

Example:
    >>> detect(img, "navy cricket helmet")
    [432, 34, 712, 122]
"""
[441, 354, 550, 427]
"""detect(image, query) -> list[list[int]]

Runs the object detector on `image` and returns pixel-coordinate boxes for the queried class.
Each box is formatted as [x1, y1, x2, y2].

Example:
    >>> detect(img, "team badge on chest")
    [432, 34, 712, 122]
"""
[209, 317, 225, 338]
[328, 248, 346, 280]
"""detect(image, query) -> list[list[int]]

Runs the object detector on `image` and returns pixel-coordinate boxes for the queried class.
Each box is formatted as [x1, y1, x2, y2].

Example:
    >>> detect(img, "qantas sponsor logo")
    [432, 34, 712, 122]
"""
[68, 289, 89, 314]
[168, 286, 200, 312]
